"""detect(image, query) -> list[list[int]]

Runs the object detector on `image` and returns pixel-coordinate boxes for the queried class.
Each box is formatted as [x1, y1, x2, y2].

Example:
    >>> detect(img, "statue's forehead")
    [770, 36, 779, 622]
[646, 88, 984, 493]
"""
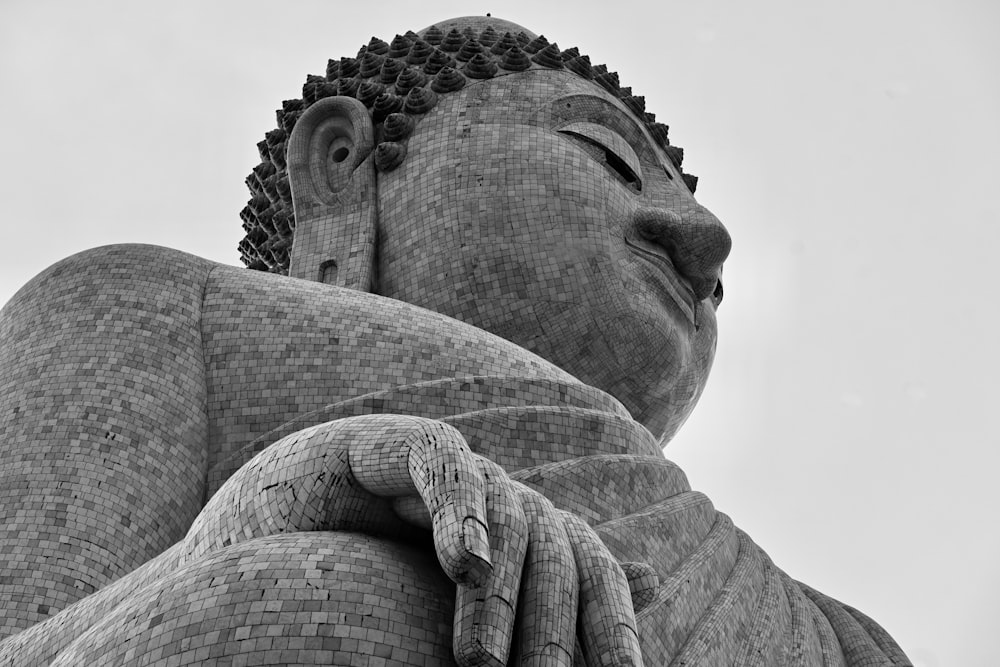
[427, 70, 645, 136]
[415, 70, 658, 161]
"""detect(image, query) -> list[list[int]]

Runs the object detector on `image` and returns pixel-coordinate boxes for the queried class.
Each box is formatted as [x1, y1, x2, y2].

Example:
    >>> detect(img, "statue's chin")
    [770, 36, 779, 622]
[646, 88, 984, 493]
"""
[55, 533, 456, 665]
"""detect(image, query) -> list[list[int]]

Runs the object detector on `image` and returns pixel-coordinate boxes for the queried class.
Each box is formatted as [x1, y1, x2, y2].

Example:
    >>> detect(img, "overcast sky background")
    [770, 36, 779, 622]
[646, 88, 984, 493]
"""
[2, 1, 997, 664]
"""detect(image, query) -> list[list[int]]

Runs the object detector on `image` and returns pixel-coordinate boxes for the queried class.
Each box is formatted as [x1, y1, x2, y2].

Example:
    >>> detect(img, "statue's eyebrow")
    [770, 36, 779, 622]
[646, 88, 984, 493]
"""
[547, 94, 651, 157]
[548, 94, 688, 185]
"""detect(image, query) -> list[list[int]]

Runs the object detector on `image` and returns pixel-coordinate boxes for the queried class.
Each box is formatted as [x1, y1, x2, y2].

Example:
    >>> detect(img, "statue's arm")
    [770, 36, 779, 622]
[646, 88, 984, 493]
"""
[3, 412, 646, 667]
[182, 414, 644, 667]
[0, 244, 217, 638]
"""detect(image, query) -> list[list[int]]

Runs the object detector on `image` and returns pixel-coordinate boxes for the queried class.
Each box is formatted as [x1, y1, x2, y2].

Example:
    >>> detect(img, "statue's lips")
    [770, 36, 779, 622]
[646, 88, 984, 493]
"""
[624, 234, 697, 324]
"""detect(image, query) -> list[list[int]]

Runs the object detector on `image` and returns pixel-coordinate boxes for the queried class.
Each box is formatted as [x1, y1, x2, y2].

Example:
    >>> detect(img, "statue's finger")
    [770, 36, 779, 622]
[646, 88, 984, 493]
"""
[561, 511, 644, 667]
[619, 561, 660, 614]
[391, 495, 432, 529]
[183, 421, 401, 564]
[510, 484, 578, 667]
[453, 458, 529, 667]
[347, 416, 491, 584]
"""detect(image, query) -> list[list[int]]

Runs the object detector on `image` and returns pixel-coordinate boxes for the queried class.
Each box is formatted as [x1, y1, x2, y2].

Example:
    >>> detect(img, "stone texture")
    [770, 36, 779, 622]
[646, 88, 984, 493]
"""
[0, 14, 910, 667]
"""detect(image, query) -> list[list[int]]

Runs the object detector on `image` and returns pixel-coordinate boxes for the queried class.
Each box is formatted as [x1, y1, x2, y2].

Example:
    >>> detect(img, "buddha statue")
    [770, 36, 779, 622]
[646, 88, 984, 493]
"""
[0, 15, 910, 667]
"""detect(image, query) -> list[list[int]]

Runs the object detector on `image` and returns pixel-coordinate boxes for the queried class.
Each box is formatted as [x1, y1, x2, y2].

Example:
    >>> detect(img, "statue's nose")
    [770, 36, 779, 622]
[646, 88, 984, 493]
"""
[631, 204, 731, 301]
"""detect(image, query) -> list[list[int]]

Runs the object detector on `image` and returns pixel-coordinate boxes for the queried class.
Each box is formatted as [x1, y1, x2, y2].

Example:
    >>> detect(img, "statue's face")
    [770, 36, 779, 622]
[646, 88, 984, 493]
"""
[376, 70, 731, 442]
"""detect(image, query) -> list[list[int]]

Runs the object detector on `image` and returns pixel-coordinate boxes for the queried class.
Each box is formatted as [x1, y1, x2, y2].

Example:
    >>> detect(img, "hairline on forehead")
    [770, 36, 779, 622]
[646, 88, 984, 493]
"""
[238, 17, 698, 274]
[414, 70, 683, 185]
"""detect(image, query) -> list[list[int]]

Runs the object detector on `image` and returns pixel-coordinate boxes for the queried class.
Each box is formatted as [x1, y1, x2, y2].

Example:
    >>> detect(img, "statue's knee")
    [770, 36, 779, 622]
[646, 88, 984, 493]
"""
[51, 533, 454, 666]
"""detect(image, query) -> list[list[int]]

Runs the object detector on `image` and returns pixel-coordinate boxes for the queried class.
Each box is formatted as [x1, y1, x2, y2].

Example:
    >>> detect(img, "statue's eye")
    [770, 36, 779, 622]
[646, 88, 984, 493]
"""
[712, 277, 724, 306]
[562, 132, 641, 191]
[557, 122, 642, 193]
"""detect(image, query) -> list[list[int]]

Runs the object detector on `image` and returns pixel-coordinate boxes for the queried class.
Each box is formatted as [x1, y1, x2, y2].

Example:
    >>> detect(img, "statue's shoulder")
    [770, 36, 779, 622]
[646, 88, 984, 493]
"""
[36, 243, 218, 283]
[3, 244, 218, 315]
[9, 244, 562, 387]
[201, 260, 582, 385]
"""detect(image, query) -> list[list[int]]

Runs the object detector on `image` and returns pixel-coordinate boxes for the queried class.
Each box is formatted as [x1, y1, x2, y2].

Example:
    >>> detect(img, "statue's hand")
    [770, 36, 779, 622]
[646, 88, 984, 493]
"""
[365, 436, 647, 667]
[181, 414, 645, 667]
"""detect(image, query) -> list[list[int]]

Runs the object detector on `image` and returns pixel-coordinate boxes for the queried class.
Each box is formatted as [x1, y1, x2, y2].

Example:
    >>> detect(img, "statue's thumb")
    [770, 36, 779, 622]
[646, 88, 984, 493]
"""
[620, 562, 659, 614]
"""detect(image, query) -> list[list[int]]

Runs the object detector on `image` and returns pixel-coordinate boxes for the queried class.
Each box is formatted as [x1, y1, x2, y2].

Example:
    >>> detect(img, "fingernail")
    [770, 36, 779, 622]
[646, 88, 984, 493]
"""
[519, 643, 573, 666]
[460, 516, 492, 585]
[454, 637, 504, 667]
[610, 629, 644, 667]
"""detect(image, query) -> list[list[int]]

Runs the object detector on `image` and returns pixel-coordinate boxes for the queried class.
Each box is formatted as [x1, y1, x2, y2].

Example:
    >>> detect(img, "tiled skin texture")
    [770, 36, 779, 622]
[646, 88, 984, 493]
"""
[0, 16, 909, 667]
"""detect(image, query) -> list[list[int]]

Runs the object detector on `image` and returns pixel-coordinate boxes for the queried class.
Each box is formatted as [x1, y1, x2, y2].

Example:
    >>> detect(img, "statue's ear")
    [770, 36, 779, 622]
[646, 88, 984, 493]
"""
[286, 96, 377, 291]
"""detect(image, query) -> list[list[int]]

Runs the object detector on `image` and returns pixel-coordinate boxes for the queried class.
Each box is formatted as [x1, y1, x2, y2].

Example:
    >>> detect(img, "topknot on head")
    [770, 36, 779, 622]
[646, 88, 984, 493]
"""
[240, 15, 700, 274]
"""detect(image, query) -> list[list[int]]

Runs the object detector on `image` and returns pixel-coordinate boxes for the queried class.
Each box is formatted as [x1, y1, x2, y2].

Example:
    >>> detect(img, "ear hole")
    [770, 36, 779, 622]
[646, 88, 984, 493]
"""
[326, 135, 356, 192]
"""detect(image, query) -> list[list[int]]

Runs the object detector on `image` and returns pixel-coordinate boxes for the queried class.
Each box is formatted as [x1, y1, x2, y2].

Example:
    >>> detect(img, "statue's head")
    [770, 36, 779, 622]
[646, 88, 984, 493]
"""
[239, 16, 731, 444]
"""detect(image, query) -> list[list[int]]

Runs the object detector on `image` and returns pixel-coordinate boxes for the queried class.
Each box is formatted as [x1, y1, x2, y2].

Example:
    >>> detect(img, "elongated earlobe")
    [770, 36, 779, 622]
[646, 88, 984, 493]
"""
[286, 96, 377, 291]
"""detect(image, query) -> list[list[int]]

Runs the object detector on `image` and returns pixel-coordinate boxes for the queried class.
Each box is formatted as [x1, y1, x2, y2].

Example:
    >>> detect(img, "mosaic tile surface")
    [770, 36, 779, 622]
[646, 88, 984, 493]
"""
[0, 14, 909, 667]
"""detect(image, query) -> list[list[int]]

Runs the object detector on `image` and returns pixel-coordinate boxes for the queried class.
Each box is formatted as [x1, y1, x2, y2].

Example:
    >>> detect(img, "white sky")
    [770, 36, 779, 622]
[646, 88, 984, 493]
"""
[2, 1, 997, 664]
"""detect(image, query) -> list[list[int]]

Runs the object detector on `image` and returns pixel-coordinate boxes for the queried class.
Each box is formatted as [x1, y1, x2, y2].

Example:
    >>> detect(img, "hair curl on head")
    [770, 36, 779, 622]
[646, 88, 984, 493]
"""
[239, 21, 699, 274]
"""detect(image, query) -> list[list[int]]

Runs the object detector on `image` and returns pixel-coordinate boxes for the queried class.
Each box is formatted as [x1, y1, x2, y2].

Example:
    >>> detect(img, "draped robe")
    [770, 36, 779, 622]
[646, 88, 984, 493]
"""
[0, 246, 909, 665]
